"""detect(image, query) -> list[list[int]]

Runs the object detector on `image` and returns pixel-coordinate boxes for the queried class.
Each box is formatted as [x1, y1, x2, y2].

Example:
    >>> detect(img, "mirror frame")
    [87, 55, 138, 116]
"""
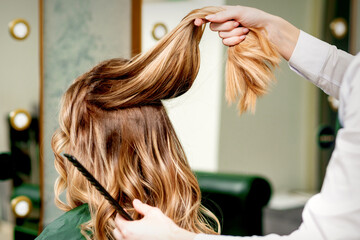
[39, 0, 44, 232]
[132, 0, 142, 57]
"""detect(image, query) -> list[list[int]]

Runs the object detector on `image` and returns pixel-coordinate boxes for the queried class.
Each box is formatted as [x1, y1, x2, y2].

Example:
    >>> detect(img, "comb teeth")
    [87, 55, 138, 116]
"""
[63, 153, 133, 221]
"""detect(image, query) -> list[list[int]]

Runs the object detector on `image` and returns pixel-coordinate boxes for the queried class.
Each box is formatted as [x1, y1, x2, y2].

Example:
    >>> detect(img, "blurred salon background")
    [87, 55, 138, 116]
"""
[0, 0, 359, 239]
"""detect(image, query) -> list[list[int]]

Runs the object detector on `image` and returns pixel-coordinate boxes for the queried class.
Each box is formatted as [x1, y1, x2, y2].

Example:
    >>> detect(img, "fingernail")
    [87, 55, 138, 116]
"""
[239, 35, 246, 41]
[243, 28, 249, 33]
[205, 14, 215, 20]
[234, 22, 240, 27]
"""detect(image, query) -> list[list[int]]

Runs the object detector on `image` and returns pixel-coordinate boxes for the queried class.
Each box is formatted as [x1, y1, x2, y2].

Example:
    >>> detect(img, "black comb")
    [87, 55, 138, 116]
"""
[63, 153, 133, 221]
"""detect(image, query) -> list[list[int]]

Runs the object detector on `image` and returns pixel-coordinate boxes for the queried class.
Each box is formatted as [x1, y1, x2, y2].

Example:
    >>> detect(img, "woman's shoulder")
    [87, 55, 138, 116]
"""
[35, 204, 91, 240]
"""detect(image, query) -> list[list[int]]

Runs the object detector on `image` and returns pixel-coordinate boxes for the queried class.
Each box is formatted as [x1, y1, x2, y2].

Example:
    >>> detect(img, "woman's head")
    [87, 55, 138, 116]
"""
[52, 58, 219, 239]
[51, 5, 280, 239]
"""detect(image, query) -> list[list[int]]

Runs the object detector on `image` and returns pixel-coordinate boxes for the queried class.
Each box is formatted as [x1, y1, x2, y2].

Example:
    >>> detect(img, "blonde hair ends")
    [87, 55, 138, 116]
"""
[226, 28, 280, 113]
[86, 6, 280, 113]
[52, 6, 280, 240]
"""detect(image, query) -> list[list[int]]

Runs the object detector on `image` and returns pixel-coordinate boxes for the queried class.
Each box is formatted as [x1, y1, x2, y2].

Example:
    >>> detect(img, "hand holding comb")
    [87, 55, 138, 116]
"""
[63, 153, 133, 221]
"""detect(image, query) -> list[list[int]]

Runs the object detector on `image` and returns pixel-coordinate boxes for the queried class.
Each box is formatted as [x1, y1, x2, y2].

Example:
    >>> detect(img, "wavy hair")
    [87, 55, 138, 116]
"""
[52, 6, 280, 240]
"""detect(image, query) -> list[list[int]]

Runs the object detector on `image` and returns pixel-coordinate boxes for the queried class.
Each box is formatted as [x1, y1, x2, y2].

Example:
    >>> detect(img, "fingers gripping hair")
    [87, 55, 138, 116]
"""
[84, 6, 279, 113]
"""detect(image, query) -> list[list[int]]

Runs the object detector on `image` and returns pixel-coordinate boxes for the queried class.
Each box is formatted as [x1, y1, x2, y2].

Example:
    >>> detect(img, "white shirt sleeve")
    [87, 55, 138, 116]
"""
[194, 31, 360, 240]
[288, 30, 353, 99]
[339, 53, 360, 129]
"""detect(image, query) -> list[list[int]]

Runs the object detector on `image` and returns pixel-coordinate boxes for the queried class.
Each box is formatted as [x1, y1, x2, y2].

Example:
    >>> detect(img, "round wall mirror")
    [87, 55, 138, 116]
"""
[9, 18, 30, 40]
[9, 109, 32, 131]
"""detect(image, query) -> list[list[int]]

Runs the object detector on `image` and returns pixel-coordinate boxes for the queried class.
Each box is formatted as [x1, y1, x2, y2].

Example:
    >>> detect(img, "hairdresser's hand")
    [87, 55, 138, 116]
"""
[113, 199, 196, 240]
[194, 6, 272, 46]
[194, 5, 300, 60]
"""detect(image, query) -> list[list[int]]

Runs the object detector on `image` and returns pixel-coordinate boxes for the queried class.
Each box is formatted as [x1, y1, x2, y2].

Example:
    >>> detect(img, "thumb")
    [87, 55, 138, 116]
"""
[132, 199, 154, 216]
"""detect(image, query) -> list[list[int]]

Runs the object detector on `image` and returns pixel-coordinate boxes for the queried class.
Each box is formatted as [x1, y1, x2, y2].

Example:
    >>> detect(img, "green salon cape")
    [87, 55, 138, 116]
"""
[36, 204, 91, 240]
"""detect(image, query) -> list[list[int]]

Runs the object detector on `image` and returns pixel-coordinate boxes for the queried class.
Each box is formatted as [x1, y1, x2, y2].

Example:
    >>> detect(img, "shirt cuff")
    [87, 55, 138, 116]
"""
[288, 30, 331, 85]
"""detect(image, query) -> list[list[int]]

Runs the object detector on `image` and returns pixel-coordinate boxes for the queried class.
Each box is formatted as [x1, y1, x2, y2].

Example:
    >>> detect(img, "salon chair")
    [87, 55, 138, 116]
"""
[196, 171, 272, 236]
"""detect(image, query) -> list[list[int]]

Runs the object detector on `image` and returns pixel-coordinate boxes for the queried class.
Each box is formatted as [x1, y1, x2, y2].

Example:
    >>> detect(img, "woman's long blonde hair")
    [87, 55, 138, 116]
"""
[52, 6, 279, 240]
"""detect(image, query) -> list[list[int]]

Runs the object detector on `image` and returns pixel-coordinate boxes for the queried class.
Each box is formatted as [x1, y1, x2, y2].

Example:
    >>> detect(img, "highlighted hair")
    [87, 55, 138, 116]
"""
[52, 6, 279, 240]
